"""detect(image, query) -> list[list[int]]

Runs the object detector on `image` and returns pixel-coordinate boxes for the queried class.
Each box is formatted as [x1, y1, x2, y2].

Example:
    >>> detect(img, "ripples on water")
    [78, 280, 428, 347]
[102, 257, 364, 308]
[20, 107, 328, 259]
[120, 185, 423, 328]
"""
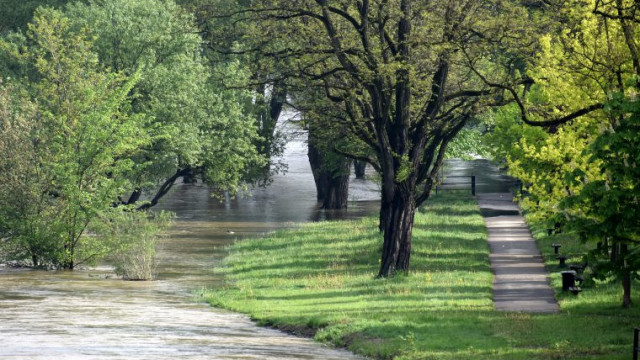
[0, 265, 365, 359]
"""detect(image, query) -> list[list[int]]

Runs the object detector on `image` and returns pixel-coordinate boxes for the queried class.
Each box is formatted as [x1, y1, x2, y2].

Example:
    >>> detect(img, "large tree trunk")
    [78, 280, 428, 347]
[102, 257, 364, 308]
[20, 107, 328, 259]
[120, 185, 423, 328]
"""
[379, 182, 389, 232]
[621, 243, 632, 307]
[253, 82, 287, 181]
[376, 0, 416, 277]
[622, 269, 632, 308]
[307, 132, 350, 209]
[354, 161, 366, 179]
[322, 169, 349, 209]
[378, 187, 416, 277]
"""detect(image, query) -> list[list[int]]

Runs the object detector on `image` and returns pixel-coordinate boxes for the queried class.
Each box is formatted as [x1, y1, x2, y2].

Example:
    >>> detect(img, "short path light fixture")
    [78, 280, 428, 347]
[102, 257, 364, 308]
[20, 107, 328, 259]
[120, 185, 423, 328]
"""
[558, 255, 567, 268]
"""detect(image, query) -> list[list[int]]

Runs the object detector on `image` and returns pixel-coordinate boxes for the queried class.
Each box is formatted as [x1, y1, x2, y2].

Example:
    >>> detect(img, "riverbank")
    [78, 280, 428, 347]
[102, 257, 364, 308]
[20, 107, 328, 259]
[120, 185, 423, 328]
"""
[205, 193, 637, 360]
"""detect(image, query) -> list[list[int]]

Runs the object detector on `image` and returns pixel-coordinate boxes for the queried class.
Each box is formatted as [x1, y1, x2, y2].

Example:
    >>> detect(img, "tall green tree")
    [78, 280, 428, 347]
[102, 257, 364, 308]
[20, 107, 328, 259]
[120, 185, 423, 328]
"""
[63, 0, 263, 207]
[0, 1, 265, 269]
[0, 80, 56, 266]
[483, 0, 640, 306]
[221, 0, 535, 277]
[560, 0, 640, 307]
[563, 95, 640, 307]
[0, 8, 148, 268]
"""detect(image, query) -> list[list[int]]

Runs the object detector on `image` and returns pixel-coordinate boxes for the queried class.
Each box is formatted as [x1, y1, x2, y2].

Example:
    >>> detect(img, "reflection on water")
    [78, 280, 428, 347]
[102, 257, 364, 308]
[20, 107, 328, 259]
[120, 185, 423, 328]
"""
[152, 139, 381, 290]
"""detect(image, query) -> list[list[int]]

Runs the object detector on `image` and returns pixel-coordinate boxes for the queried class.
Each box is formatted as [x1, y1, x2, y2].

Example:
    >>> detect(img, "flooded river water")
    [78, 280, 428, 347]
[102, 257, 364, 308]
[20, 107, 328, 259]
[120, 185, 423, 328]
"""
[0, 136, 378, 360]
[0, 126, 512, 359]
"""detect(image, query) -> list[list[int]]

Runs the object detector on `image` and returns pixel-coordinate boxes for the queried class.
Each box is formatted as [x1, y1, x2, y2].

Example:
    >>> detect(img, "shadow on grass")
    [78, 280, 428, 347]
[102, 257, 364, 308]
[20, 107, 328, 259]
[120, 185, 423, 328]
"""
[229, 250, 490, 277]
[412, 222, 486, 234]
[420, 206, 483, 217]
[233, 232, 377, 252]
[250, 283, 493, 301]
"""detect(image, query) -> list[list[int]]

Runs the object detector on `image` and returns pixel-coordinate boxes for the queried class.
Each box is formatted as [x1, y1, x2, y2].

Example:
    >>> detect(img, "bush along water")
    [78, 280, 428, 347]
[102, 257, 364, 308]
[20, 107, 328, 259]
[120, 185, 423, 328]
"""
[99, 209, 173, 281]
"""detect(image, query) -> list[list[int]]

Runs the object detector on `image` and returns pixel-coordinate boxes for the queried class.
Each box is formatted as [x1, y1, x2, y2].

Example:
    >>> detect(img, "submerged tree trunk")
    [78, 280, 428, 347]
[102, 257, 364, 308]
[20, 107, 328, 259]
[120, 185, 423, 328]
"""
[321, 166, 350, 209]
[307, 131, 350, 209]
[354, 161, 366, 179]
[62, 242, 75, 270]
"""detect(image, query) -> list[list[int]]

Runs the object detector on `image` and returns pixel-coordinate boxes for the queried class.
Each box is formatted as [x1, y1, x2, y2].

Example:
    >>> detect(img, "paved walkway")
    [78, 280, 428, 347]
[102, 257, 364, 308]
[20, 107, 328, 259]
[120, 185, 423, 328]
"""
[477, 193, 559, 313]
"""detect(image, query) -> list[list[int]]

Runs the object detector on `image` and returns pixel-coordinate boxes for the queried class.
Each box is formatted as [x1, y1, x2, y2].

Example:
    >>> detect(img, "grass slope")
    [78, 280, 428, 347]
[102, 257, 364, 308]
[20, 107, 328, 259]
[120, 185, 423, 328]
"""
[204, 193, 638, 360]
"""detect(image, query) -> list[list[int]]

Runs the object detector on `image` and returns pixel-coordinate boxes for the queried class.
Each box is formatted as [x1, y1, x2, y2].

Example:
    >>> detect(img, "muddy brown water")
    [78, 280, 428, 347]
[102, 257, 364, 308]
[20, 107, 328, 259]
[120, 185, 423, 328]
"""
[0, 128, 510, 359]
[0, 137, 378, 360]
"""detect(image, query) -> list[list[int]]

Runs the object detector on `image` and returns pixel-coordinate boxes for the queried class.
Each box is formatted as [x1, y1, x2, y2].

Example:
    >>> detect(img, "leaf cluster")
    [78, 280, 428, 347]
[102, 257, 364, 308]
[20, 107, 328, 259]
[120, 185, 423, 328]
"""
[0, 8, 149, 268]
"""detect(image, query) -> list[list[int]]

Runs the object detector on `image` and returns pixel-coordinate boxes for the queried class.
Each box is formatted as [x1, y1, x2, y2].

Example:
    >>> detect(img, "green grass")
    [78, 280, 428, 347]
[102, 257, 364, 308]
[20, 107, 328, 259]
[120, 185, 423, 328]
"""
[203, 193, 639, 360]
[529, 220, 640, 316]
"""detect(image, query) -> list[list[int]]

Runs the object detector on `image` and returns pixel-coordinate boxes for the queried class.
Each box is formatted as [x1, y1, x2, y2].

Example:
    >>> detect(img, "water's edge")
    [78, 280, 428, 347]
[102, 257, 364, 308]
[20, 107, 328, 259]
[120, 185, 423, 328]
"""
[0, 132, 512, 358]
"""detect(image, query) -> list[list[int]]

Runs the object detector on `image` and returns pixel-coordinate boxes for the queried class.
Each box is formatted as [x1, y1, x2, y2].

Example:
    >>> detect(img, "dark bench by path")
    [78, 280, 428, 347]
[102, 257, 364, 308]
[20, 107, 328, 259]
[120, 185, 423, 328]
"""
[477, 193, 559, 313]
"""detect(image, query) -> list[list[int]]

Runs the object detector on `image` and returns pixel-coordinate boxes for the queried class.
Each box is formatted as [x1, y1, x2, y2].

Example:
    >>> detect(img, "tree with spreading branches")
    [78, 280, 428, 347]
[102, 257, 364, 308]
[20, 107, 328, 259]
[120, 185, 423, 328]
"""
[218, 0, 536, 277]
[62, 0, 264, 209]
[482, 0, 640, 307]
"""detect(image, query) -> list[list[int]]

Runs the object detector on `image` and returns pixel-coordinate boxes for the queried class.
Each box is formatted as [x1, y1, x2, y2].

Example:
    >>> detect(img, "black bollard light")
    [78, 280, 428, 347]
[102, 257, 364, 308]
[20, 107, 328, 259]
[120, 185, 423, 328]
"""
[558, 256, 567, 268]
[471, 176, 476, 196]
[551, 243, 562, 254]
[561, 270, 576, 291]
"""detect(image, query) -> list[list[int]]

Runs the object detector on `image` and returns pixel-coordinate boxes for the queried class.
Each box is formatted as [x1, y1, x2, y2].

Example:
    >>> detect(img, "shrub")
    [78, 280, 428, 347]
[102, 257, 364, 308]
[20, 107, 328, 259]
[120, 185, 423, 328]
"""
[101, 210, 173, 281]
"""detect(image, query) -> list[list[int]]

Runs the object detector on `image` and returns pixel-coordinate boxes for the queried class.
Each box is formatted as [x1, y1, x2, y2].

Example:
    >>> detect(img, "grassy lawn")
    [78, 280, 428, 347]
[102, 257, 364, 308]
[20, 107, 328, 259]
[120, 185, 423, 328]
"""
[203, 193, 639, 360]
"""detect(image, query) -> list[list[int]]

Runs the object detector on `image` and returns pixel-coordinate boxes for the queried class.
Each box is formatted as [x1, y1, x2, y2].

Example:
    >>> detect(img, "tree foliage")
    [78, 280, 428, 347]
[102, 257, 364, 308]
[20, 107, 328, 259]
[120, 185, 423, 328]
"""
[63, 0, 264, 205]
[193, 0, 291, 183]
[484, 0, 640, 306]
[218, 0, 536, 276]
[0, 1, 263, 270]
[0, 80, 56, 266]
[561, 92, 640, 307]
[0, 8, 148, 268]
[0, 0, 70, 33]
